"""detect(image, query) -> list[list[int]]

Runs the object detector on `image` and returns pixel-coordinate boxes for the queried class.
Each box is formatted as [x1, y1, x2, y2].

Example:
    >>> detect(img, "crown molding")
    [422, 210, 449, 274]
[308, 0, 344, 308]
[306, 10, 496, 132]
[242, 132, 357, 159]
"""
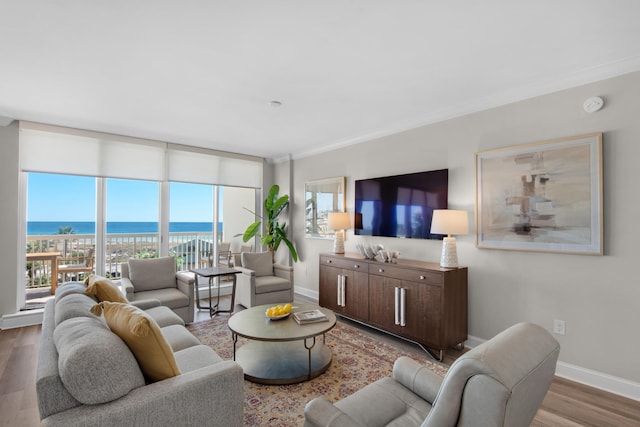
[292, 56, 640, 161]
[0, 116, 14, 126]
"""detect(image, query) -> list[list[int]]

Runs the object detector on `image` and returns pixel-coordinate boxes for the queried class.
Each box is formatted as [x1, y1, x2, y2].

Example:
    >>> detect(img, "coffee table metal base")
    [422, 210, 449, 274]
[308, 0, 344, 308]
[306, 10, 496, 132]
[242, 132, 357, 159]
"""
[234, 340, 332, 385]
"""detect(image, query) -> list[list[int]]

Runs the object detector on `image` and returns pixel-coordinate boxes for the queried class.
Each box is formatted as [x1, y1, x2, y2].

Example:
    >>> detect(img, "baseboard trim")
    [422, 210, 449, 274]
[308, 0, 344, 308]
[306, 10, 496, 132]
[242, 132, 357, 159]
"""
[196, 281, 233, 300]
[294, 286, 318, 301]
[465, 334, 639, 401]
[555, 361, 640, 401]
[1, 309, 44, 329]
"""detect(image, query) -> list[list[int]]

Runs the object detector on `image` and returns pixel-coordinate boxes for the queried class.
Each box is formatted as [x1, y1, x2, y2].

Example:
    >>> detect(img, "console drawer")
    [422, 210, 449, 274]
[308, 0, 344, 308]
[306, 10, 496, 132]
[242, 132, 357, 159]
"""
[320, 255, 367, 272]
[369, 263, 442, 285]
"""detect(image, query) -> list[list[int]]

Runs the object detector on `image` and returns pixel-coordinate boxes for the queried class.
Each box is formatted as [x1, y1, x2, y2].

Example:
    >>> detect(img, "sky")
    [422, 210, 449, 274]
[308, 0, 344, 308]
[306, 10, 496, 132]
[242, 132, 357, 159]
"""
[27, 173, 218, 222]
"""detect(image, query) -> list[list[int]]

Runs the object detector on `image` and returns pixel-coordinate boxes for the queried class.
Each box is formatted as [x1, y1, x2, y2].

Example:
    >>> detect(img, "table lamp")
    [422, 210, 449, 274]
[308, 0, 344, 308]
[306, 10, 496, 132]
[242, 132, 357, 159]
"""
[327, 212, 351, 254]
[430, 209, 469, 268]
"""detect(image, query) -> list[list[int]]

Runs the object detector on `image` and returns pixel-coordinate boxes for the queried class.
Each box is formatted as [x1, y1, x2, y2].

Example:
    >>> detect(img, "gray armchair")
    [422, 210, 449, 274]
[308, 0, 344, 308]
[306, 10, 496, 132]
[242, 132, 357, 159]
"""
[121, 256, 195, 323]
[235, 251, 293, 308]
[304, 322, 560, 427]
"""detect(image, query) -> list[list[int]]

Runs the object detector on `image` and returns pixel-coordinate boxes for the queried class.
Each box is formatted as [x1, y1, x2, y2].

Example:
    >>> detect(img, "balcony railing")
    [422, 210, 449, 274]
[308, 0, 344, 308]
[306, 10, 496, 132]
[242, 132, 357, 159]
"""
[25, 231, 219, 289]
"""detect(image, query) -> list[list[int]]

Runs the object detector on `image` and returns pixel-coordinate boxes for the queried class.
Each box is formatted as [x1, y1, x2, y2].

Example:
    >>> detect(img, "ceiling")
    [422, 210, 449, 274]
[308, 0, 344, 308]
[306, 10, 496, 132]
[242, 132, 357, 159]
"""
[1, 1, 640, 161]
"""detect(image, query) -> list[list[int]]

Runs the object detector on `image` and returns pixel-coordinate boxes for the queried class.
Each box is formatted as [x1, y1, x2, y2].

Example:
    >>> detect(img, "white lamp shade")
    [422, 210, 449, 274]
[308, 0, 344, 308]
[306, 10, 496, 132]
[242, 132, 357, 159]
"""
[327, 212, 351, 230]
[430, 210, 469, 236]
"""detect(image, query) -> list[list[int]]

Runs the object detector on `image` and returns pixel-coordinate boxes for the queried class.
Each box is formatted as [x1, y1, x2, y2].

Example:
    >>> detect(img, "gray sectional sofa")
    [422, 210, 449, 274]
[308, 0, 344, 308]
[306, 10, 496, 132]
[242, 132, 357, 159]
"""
[36, 281, 244, 427]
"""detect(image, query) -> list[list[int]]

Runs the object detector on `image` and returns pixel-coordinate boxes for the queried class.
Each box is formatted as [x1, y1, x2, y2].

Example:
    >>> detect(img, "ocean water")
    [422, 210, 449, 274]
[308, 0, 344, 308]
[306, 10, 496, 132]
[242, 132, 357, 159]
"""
[27, 221, 219, 236]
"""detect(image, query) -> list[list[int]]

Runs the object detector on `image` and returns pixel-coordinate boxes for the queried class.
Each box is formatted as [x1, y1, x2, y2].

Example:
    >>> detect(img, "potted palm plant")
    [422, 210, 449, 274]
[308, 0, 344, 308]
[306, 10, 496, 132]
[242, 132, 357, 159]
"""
[241, 184, 298, 262]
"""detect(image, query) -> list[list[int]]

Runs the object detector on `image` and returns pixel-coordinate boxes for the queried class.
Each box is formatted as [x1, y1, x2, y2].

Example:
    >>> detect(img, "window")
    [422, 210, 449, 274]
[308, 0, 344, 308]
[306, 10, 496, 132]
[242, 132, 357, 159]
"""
[25, 173, 96, 309]
[18, 121, 263, 312]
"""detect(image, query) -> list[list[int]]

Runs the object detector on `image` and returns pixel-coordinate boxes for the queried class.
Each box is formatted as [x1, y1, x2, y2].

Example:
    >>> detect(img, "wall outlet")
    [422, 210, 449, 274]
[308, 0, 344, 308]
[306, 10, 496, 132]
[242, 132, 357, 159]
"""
[553, 319, 566, 336]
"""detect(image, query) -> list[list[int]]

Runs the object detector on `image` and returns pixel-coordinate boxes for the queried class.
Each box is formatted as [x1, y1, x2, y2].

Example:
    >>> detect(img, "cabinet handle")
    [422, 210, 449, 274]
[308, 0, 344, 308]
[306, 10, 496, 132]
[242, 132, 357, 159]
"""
[337, 275, 346, 307]
[419, 275, 426, 280]
[394, 287, 400, 326]
[400, 288, 406, 327]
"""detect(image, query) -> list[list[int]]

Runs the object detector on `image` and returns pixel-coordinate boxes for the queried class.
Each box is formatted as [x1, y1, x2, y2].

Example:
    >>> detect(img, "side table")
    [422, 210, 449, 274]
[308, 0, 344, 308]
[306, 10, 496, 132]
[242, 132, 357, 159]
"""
[190, 267, 240, 317]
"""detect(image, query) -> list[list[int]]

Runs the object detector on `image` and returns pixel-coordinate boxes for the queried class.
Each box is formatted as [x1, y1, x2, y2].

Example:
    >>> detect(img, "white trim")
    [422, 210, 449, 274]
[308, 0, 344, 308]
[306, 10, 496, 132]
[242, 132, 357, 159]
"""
[0, 309, 43, 330]
[195, 280, 234, 301]
[463, 334, 640, 402]
[555, 361, 640, 402]
[293, 286, 319, 302]
[463, 333, 485, 349]
[291, 57, 640, 161]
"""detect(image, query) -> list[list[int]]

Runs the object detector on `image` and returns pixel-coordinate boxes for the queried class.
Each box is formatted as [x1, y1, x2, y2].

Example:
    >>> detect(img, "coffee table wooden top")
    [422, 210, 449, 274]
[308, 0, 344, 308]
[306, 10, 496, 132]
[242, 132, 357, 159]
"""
[228, 303, 336, 342]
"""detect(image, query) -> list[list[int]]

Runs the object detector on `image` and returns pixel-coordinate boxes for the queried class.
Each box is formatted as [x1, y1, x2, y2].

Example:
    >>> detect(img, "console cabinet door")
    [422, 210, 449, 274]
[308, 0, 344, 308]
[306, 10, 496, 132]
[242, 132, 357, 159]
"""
[319, 264, 341, 313]
[369, 275, 436, 344]
[319, 264, 369, 321]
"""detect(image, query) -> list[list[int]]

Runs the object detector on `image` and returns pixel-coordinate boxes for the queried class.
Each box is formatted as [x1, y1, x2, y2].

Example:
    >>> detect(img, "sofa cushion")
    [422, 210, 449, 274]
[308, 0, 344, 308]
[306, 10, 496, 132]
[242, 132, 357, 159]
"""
[91, 301, 181, 382]
[255, 275, 291, 294]
[128, 256, 177, 292]
[161, 324, 201, 352]
[55, 282, 89, 303]
[145, 305, 185, 327]
[53, 316, 145, 405]
[54, 293, 100, 326]
[242, 251, 273, 277]
[131, 288, 189, 310]
[85, 274, 128, 303]
[174, 345, 223, 373]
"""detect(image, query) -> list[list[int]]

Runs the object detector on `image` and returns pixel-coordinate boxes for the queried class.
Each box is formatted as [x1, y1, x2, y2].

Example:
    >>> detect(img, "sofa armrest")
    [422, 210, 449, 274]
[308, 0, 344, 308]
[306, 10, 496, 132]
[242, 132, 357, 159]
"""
[41, 361, 245, 427]
[392, 356, 442, 404]
[175, 272, 194, 293]
[273, 264, 294, 281]
[304, 398, 367, 427]
[120, 277, 135, 301]
[236, 266, 256, 277]
[129, 299, 162, 310]
[176, 271, 194, 285]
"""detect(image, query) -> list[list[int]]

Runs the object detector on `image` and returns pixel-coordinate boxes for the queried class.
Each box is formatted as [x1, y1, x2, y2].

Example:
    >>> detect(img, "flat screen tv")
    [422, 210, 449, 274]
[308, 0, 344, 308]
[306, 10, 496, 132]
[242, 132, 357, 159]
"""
[355, 169, 448, 239]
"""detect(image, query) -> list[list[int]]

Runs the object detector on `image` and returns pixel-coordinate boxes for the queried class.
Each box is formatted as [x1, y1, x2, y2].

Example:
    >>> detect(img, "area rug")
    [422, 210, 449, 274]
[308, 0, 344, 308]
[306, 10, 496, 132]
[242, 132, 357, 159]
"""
[187, 316, 448, 426]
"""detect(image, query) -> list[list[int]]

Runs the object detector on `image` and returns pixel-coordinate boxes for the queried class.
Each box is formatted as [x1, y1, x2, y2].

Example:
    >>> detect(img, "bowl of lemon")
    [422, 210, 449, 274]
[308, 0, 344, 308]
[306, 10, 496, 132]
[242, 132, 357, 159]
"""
[265, 303, 292, 320]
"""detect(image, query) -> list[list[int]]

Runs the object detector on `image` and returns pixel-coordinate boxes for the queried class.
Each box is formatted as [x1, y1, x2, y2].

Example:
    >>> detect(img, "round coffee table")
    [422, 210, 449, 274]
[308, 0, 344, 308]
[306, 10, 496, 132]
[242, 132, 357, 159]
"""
[227, 303, 336, 385]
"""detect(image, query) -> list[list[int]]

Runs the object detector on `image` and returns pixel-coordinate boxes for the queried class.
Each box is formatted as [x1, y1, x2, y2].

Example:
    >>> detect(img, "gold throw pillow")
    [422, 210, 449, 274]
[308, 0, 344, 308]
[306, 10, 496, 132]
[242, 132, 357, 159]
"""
[85, 275, 128, 303]
[90, 302, 180, 381]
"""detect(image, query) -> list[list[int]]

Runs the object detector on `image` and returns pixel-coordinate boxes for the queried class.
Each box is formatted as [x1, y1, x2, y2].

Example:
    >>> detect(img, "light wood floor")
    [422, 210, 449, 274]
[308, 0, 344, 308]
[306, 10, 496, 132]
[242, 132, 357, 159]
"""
[2, 297, 638, 427]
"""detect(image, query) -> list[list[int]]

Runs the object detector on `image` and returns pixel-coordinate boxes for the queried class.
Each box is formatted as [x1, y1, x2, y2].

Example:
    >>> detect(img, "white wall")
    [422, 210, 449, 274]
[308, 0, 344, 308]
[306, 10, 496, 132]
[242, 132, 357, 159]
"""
[0, 122, 20, 317]
[222, 186, 256, 252]
[289, 71, 640, 388]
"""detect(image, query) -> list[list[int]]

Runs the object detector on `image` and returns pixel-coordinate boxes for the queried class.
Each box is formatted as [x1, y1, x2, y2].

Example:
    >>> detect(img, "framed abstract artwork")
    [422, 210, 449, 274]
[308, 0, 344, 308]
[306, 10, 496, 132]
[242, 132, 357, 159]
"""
[475, 133, 603, 254]
[305, 177, 346, 239]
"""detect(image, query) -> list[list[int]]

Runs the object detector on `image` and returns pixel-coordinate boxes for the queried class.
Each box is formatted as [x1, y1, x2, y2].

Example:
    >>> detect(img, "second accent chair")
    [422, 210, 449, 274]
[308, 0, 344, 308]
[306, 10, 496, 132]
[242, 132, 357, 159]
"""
[235, 251, 294, 308]
[121, 256, 195, 323]
[303, 322, 560, 427]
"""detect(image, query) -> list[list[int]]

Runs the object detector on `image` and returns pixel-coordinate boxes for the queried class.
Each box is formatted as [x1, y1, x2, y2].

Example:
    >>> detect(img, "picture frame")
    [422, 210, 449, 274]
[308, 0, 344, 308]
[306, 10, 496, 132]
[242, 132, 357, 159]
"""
[305, 177, 346, 239]
[475, 133, 603, 255]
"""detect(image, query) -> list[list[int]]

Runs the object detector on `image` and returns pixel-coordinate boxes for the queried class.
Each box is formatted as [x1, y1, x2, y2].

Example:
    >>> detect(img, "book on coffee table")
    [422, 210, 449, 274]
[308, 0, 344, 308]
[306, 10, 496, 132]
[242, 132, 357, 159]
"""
[293, 309, 329, 324]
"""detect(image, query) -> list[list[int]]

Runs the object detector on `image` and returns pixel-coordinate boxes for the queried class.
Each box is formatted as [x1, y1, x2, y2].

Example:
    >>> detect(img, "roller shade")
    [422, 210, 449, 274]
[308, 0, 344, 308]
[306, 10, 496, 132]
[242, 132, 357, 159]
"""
[19, 122, 166, 181]
[19, 121, 263, 187]
[167, 145, 262, 188]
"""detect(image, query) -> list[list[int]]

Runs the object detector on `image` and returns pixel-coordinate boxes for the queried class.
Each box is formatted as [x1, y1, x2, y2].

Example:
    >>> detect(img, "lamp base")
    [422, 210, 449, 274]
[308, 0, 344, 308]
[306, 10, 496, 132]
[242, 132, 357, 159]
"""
[439, 237, 458, 268]
[333, 231, 345, 254]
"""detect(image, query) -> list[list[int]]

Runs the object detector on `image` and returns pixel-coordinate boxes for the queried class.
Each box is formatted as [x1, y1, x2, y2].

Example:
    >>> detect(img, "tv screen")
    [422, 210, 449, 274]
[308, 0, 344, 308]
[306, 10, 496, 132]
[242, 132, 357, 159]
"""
[355, 169, 448, 239]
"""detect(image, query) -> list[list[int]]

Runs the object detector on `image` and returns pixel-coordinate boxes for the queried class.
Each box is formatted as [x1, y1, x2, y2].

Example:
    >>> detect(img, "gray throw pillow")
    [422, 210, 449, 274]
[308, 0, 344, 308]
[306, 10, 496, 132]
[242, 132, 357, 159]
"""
[54, 293, 99, 326]
[128, 256, 177, 292]
[53, 317, 145, 404]
[241, 252, 273, 277]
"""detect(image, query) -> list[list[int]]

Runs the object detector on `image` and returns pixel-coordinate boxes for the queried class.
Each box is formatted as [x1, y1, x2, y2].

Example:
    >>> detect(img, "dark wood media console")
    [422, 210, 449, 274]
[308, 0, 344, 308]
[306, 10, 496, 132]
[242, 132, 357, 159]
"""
[319, 253, 467, 360]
